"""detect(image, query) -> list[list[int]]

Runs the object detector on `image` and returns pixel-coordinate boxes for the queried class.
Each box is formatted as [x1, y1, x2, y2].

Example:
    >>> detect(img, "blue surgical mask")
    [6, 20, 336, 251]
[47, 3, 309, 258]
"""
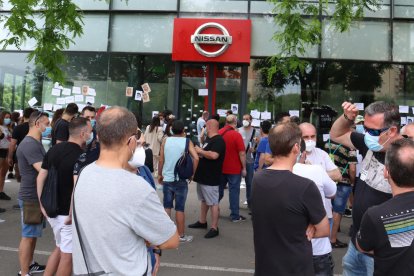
[86, 132, 94, 145]
[364, 132, 390, 152]
[356, 125, 365, 134]
[3, 118, 11, 125]
[42, 126, 52, 138]
[90, 119, 96, 128]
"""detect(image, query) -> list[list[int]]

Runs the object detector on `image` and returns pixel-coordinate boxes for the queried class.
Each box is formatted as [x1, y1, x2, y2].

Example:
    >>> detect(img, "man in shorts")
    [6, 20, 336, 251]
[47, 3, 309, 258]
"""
[37, 117, 91, 276]
[189, 119, 226, 238]
[16, 111, 49, 276]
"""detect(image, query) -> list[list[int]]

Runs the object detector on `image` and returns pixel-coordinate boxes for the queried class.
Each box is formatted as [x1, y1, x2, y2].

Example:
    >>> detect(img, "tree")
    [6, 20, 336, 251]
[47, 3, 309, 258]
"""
[0, 0, 83, 83]
[268, 0, 382, 78]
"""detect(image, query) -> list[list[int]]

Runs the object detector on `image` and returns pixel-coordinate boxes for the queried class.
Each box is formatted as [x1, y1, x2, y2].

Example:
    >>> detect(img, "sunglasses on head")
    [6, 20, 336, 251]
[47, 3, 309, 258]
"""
[34, 111, 48, 125]
[363, 125, 390, 136]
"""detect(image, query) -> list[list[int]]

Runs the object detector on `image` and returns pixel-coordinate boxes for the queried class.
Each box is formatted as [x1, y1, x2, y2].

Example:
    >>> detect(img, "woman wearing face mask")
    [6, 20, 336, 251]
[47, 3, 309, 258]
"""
[0, 111, 12, 200]
[144, 116, 163, 177]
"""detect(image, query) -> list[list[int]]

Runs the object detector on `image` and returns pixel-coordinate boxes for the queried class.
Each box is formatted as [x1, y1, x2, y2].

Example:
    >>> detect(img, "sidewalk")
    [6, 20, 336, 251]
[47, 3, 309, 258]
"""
[0, 177, 350, 275]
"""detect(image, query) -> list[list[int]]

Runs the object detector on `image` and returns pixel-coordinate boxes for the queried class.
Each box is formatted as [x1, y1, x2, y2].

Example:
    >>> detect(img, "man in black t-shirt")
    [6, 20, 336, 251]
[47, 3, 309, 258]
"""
[330, 101, 402, 275]
[37, 117, 91, 276]
[357, 139, 414, 276]
[189, 119, 226, 239]
[251, 122, 329, 276]
[7, 107, 34, 182]
[51, 103, 78, 146]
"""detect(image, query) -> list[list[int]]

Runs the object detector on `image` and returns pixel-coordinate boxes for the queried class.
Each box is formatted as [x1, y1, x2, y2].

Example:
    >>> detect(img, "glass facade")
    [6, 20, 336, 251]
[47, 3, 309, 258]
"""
[1, 0, 414, 127]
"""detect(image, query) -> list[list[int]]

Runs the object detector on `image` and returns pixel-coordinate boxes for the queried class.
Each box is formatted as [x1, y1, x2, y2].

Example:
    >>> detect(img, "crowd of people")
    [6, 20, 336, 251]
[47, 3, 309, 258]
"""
[0, 100, 413, 275]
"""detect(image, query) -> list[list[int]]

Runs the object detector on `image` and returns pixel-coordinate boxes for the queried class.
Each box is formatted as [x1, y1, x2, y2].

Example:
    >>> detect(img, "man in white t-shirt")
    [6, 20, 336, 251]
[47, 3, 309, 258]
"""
[197, 111, 209, 144]
[300, 123, 342, 182]
[299, 122, 342, 251]
[293, 140, 337, 275]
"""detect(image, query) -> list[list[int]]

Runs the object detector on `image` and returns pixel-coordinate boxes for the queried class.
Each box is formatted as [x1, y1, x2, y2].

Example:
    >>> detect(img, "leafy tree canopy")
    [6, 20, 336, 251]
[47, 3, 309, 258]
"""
[269, 0, 382, 80]
[0, 0, 83, 83]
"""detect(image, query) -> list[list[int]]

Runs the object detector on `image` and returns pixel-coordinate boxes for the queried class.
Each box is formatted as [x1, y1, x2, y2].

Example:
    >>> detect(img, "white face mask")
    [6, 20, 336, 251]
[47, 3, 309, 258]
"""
[128, 146, 146, 168]
[242, 120, 250, 128]
[305, 140, 316, 152]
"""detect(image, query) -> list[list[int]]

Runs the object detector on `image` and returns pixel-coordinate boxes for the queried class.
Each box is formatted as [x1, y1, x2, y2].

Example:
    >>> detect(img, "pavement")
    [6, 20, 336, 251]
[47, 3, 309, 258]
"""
[0, 177, 352, 276]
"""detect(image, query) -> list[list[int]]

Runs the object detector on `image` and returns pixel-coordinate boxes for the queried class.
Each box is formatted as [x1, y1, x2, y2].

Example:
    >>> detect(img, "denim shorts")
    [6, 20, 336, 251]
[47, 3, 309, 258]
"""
[18, 199, 45, 238]
[332, 184, 353, 214]
[163, 180, 188, 212]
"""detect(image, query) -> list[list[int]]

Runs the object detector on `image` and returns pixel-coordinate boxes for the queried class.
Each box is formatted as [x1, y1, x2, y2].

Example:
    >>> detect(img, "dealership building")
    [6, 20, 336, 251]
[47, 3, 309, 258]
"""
[1, 0, 414, 127]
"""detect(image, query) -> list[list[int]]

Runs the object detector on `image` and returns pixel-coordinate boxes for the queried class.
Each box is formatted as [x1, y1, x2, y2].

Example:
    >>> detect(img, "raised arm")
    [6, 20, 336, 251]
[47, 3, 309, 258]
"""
[330, 102, 359, 149]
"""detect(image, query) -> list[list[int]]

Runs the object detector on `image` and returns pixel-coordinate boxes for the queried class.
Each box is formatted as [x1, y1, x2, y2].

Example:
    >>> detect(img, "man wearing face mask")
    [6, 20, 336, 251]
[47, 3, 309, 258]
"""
[72, 107, 179, 276]
[16, 111, 49, 276]
[299, 123, 342, 182]
[330, 101, 402, 276]
[238, 114, 259, 209]
[36, 117, 91, 276]
[7, 108, 35, 185]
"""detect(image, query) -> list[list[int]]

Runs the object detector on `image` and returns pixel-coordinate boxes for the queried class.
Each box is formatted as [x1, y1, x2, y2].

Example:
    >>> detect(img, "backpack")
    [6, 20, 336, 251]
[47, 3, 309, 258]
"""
[40, 165, 59, 218]
[174, 138, 193, 180]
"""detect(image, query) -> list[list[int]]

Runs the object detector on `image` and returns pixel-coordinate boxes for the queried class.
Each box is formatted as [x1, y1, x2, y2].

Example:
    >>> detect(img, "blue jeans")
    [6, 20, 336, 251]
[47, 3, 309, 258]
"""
[342, 242, 374, 276]
[219, 174, 242, 220]
[332, 184, 352, 214]
[18, 199, 45, 238]
[245, 162, 254, 207]
[162, 180, 188, 212]
[313, 253, 334, 276]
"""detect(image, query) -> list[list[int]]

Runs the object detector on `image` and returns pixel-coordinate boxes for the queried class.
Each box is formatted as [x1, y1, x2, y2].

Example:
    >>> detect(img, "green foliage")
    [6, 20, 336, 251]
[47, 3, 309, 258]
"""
[268, 0, 381, 79]
[0, 0, 84, 83]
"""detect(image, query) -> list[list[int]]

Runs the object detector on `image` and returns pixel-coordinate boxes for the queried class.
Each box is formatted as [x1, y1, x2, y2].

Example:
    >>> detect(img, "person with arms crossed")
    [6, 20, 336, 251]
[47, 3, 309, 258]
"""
[293, 139, 337, 276]
[251, 122, 329, 276]
[330, 101, 402, 275]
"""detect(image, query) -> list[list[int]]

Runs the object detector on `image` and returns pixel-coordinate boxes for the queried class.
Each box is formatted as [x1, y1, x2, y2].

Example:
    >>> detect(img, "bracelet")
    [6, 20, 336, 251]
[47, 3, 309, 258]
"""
[343, 114, 355, 124]
[153, 248, 162, 256]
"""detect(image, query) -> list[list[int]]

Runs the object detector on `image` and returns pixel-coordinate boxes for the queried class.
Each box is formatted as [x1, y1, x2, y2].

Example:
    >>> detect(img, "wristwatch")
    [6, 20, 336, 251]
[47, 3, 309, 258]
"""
[153, 248, 162, 256]
[343, 114, 355, 124]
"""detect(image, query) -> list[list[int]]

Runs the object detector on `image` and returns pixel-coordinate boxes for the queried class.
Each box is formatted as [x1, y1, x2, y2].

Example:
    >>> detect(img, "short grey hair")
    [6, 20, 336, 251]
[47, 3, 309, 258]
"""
[226, 114, 237, 125]
[97, 106, 137, 147]
[365, 101, 400, 130]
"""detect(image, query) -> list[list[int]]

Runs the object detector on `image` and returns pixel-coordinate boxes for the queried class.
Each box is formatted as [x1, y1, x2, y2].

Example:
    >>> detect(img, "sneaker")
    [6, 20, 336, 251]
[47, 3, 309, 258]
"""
[242, 201, 248, 205]
[179, 235, 193, 243]
[0, 208, 5, 213]
[232, 215, 247, 223]
[204, 228, 219, 239]
[7, 172, 14, 179]
[188, 221, 207, 229]
[13, 204, 21, 210]
[344, 208, 352, 218]
[18, 262, 46, 275]
[331, 239, 348, 248]
[0, 192, 11, 200]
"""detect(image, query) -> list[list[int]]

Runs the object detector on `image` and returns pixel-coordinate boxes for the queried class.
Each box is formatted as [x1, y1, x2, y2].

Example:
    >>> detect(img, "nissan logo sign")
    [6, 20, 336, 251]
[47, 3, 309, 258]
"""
[190, 22, 233, 58]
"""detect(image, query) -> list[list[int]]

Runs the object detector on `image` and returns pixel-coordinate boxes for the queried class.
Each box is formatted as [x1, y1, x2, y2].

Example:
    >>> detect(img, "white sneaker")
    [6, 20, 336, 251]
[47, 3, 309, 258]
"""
[179, 235, 194, 243]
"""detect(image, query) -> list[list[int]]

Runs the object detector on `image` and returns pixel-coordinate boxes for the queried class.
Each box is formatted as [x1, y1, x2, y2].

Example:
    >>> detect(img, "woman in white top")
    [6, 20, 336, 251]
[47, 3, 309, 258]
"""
[144, 116, 164, 177]
[0, 111, 12, 200]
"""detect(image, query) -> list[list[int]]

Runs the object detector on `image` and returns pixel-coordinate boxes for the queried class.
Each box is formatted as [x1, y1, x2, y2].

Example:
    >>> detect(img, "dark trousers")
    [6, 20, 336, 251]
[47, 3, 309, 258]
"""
[313, 252, 334, 276]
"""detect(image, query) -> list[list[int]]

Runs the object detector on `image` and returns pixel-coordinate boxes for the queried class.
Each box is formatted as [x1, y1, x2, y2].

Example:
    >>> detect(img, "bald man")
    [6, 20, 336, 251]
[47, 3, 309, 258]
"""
[403, 123, 414, 140]
[218, 115, 247, 222]
[190, 120, 226, 238]
[300, 123, 342, 182]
